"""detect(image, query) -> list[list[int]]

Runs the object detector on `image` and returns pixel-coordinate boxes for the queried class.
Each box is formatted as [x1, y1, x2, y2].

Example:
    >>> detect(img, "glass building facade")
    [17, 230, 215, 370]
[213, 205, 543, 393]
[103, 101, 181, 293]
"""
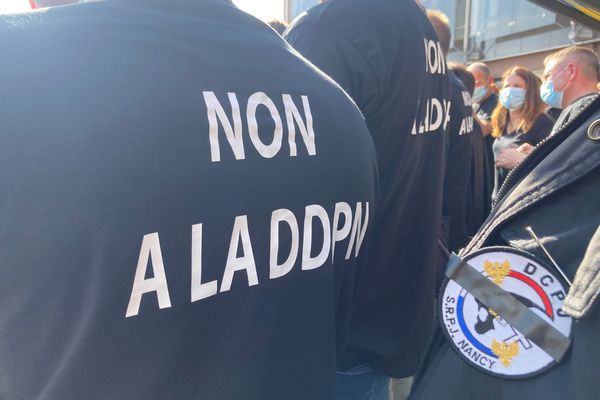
[284, 0, 599, 76]
[422, 0, 599, 63]
[286, 0, 319, 21]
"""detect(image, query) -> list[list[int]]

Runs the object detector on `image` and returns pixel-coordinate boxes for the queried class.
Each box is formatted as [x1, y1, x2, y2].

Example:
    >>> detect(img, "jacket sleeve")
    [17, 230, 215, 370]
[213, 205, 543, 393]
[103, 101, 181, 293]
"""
[563, 225, 600, 319]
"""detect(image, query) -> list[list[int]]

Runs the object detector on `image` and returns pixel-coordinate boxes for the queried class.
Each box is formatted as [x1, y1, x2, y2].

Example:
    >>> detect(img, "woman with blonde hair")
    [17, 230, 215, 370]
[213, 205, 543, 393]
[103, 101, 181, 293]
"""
[491, 66, 554, 199]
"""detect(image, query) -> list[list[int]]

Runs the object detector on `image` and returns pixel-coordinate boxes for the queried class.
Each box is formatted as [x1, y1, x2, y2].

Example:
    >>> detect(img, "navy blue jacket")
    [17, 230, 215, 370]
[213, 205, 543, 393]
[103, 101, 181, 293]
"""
[0, 1, 378, 398]
[286, 0, 450, 377]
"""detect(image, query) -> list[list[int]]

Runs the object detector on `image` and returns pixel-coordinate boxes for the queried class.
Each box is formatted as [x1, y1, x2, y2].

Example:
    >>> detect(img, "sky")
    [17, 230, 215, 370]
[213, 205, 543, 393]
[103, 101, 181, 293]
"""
[233, 0, 284, 22]
[0, 0, 31, 14]
[0, 0, 286, 21]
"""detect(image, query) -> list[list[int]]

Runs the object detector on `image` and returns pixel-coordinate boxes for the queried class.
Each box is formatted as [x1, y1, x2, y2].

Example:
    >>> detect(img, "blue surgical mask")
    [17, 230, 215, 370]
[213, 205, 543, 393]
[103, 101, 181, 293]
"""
[540, 80, 564, 109]
[500, 87, 526, 111]
[540, 67, 570, 108]
[472, 85, 487, 103]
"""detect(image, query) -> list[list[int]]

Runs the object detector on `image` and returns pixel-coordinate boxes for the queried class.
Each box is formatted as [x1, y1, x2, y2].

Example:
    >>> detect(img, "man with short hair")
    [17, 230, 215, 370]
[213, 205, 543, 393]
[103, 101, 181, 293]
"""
[410, 46, 600, 400]
[0, 1, 378, 399]
[542, 46, 600, 131]
[468, 62, 497, 134]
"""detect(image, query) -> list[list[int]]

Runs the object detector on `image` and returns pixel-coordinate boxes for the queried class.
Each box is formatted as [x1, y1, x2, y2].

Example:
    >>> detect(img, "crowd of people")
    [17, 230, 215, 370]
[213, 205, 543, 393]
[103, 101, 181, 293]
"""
[0, 0, 599, 399]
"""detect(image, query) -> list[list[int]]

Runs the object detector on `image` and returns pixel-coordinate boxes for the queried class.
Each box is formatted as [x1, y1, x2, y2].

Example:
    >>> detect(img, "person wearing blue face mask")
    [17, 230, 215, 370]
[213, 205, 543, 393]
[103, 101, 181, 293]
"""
[468, 62, 498, 137]
[490, 66, 554, 200]
[542, 46, 600, 133]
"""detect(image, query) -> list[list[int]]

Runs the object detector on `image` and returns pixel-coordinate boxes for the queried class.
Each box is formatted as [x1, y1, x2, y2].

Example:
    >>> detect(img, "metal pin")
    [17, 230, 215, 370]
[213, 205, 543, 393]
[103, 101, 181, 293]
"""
[525, 226, 572, 288]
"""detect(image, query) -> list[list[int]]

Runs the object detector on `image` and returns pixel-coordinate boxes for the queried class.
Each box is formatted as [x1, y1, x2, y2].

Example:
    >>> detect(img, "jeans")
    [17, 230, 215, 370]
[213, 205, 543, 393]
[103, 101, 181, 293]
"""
[335, 363, 391, 400]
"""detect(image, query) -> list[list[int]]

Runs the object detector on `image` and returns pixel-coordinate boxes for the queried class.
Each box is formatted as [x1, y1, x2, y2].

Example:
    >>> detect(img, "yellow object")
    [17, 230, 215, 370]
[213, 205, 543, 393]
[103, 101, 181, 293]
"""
[484, 259, 511, 285]
[492, 339, 520, 367]
[562, 0, 600, 21]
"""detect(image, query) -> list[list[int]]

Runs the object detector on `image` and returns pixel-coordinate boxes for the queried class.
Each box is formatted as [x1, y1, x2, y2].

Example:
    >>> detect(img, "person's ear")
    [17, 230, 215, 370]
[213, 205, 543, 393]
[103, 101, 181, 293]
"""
[567, 63, 577, 82]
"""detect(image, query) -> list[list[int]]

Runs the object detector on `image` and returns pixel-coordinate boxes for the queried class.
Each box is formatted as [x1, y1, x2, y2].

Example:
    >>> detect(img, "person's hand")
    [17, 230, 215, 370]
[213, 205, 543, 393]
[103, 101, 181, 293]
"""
[496, 147, 527, 169]
[516, 143, 534, 154]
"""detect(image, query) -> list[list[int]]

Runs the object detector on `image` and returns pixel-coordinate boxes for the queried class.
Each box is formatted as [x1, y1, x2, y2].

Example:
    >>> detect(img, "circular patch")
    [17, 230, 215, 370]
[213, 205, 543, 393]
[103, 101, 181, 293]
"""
[587, 119, 600, 140]
[439, 247, 573, 379]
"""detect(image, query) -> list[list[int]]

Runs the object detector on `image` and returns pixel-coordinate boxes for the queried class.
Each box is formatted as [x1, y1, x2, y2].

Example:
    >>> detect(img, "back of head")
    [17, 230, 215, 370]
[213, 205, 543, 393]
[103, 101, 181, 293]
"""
[426, 9, 450, 56]
[449, 62, 475, 94]
[468, 61, 491, 79]
[268, 19, 288, 35]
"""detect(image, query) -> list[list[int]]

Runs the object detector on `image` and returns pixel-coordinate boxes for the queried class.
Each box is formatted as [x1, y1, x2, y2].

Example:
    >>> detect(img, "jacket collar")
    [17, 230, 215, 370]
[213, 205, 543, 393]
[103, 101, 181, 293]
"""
[464, 95, 600, 254]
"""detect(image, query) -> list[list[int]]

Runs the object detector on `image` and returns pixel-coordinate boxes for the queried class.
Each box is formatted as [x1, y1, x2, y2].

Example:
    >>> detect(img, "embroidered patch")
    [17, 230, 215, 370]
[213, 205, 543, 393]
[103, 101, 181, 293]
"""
[440, 247, 573, 379]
